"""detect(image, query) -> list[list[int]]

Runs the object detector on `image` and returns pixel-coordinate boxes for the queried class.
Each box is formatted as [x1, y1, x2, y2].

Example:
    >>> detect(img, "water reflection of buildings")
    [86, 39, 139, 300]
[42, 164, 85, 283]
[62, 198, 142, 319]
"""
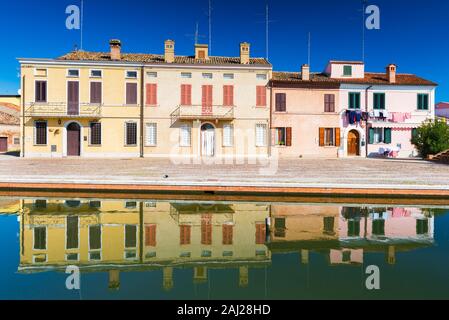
[269, 204, 434, 266]
[18, 199, 270, 290]
[16, 198, 436, 290]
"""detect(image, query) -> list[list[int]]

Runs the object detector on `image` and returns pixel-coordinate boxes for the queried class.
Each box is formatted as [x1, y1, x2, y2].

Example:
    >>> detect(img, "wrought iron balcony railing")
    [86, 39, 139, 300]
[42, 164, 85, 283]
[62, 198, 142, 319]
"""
[24, 102, 102, 118]
[170, 105, 235, 125]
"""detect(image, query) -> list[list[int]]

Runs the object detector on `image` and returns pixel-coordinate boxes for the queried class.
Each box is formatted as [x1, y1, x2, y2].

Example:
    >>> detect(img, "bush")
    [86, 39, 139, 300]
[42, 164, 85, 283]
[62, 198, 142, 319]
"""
[411, 119, 449, 158]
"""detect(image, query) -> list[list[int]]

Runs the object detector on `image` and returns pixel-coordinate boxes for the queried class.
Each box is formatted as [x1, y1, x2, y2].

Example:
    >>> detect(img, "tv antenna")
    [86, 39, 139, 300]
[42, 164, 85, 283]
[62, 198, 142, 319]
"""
[208, 0, 212, 54]
[307, 32, 311, 67]
[80, 0, 84, 50]
[361, 0, 367, 61]
[186, 22, 206, 45]
[256, 2, 275, 60]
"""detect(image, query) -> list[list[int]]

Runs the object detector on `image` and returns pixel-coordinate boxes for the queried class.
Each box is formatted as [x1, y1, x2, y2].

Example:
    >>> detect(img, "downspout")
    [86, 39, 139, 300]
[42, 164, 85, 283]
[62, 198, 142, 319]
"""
[365, 85, 373, 157]
[21, 75, 25, 158]
[140, 65, 145, 158]
[268, 81, 273, 157]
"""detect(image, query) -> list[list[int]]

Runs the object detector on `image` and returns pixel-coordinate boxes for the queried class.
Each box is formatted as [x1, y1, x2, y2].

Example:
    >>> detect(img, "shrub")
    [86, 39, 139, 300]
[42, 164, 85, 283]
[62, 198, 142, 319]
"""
[411, 119, 449, 158]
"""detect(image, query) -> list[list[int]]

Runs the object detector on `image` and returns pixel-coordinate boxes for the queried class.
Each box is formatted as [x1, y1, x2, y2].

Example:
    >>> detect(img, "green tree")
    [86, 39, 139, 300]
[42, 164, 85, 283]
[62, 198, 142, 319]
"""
[411, 119, 449, 158]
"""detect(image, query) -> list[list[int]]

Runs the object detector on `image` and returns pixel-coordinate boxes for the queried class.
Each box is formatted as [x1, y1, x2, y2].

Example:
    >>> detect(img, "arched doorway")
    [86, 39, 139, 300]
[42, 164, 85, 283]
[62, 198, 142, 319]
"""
[347, 130, 360, 156]
[67, 122, 81, 156]
[201, 123, 215, 157]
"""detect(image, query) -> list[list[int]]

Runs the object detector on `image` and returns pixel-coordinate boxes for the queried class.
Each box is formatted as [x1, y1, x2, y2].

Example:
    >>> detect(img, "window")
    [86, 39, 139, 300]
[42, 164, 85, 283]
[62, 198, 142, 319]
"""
[201, 214, 212, 245]
[222, 224, 233, 245]
[180, 225, 191, 245]
[34, 200, 47, 209]
[256, 223, 266, 244]
[66, 253, 79, 261]
[89, 225, 102, 250]
[255, 123, 267, 147]
[369, 127, 392, 144]
[418, 94, 429, 110]
[66, 216, 79, 249]
[223, 85, 234, 106]
[125, 225, 137, 248]
[90, 82, 102, 104]
[347, 220, 361, 237]
[416, 219, 429, 235]
[14, 137, 20, 145]
[198, 50, 206, 59]
[256, 86, 267, 107]
[349, 92, 361, 109]
[274, 127, 292, 146]
[125, 201, 137, 209]
[147, 72, 157, 78]
[319, 128, 341, 147]
[126, 83, 138, 105]
[275, 93, 286, 112]
[125, 122, 137, 146]
[34, 121, 47, 145]
[372, 219, 385, 236]
[34, 227, 46, 250]
[181, 84, 192, 106]
[274, 218, 286, 238]
[180, 124, 191, 147]
[202, 73, 213, 79]
[146, 83, 157, 106]
[90, 122, 101, 145]
[90, 70, 102, 78]
[181, 72, 192, 78]
[35, 68, 47, 77]
[223, 124, 233, 147]
[145, 123, 157, 146]
[256, 74, 267, 80]
[89, 201, 101, 208]
[89, 252, 101, 261]
[323, 217, 335, 235]
[67, 69, 79, 77]
[412, 128, 418, 139]
[35, 81, 47, 103]
[223, 73, 234, 80]
[373, 93, 386, 110]
[343, 65, 352, 76]
[324, 94, 335, 112]
[126, 71, 138, 79]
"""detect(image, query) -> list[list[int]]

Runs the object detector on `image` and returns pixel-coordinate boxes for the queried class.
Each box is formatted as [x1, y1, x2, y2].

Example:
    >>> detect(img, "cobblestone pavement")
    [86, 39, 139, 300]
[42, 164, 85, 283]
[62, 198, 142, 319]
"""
[0, 155, 448, 190]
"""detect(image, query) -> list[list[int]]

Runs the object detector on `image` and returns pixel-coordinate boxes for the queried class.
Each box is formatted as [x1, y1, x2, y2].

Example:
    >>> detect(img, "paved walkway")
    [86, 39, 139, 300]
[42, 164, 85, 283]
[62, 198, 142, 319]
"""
[0, 156, 448, 194]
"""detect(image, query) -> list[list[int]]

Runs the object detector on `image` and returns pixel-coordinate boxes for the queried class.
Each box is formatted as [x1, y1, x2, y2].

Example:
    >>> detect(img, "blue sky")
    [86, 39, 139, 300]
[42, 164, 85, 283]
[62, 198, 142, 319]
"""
[0, 0, 448, 101]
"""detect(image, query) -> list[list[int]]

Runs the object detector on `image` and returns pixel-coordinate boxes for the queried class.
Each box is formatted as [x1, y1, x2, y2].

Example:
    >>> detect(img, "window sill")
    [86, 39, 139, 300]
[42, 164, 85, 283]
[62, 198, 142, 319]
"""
[144, 145, 157, 147]
[274, 111, 287, 114]
[88, 144, 102, 147]
[145, 104, 158, 107]
[124, 145, 138, 147]
[33, 144, 47, 147]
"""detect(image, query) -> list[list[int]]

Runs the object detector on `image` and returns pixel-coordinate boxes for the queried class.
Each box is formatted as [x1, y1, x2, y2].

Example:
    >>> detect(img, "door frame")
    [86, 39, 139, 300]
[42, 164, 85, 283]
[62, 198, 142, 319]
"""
[200, 122, 216, 157]
[63, 121, 83, 157]
[347, 129, 360, 156]
[0, 137, 8, 153]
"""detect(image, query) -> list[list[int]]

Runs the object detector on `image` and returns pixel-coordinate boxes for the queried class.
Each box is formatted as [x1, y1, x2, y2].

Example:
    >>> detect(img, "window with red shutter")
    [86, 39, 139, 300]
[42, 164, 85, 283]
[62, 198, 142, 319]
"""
[181, 84, 192, 106]
[180, 225, 191, 245]
[255, 223, 266, 245]
[201, 214, 212, 245]
[223, 85, 234, 106]
[222, 224, 233, 245]
[256, 86, 266, 107]
[202, 85, 213, 115]
[145, 224, 156, 247]
[146, 84, 157, 106]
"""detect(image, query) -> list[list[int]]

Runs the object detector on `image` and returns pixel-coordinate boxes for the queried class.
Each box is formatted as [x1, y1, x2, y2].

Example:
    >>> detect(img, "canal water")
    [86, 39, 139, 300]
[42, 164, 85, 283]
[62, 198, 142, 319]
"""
[0, 196, 448, 300]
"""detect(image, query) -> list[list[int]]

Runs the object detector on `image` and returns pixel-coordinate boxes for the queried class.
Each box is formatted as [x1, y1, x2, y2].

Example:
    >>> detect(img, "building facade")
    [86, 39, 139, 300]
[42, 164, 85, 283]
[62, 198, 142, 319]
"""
[0, 95, 21, 153]
[436, 102, 449, 121]
[19, 40, 271, 158]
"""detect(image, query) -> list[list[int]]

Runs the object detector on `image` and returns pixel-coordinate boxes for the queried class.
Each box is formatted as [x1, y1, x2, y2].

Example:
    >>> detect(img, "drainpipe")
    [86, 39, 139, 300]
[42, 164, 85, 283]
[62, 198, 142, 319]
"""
[140, 66, 145, 158]
[268, 81, 273, 157]
[365, 85, 373, 157]
[21, 75, 25, 158]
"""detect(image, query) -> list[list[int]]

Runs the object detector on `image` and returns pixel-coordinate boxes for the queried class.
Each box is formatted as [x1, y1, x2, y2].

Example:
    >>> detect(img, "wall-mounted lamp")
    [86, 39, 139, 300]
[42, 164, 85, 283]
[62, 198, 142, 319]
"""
[58, 119, 62, 125]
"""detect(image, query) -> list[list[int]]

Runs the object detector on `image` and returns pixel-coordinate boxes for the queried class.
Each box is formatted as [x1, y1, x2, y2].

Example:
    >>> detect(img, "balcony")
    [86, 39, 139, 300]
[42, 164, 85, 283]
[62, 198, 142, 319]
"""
[25, 102, 102, 118]
[170, 105, 235, 125]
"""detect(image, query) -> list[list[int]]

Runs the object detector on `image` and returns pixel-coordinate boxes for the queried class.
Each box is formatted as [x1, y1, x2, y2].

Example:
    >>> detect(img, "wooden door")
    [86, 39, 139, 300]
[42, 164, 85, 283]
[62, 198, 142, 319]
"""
[68, 81, 79, 115]
[67, 123, 80, 156]
[0, 137, 7, 152]
[347, 130, 360, 156]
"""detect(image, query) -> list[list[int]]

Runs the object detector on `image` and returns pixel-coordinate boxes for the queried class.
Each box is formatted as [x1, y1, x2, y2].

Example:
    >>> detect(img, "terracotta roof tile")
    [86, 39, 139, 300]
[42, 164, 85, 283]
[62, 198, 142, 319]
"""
[57, 51, 271, 66]
[272, 71, 436, 87]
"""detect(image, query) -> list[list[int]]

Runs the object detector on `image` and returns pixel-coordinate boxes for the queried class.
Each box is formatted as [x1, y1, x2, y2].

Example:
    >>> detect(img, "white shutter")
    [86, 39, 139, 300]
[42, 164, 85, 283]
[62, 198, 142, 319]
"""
[180, 125, 191, 147]
[256, 124, 267, 147]
[145, 123, 157, 146]
[223, 124, 233, 147]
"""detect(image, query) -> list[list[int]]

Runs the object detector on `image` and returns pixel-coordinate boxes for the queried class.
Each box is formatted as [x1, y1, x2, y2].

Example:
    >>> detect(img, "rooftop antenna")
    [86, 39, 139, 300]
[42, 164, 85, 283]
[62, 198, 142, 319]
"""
[307, 32, 311, 67]
[208, 0, 212, 54]
[185, 22, 206, 46]
[259, 1, 275, 60]
[362, 0, 367, 62]
[80, 0, 84, 51]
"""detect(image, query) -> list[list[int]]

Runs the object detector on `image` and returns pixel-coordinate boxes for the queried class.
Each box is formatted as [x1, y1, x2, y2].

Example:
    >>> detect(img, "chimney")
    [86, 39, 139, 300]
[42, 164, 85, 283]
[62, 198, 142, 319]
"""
[387, 64, 397, 84]
[240, 42, 250, 64]
[164, 40, 175, 63]
[301, 64, 310, 81]
[109, 39, 122, 61]
[195, 44, 209, 60]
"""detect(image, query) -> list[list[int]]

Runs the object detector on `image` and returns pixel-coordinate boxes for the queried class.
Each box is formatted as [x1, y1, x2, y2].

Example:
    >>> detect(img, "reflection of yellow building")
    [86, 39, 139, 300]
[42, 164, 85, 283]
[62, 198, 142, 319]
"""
[0, 198, 20, 215]
[18, 199, 270, 290]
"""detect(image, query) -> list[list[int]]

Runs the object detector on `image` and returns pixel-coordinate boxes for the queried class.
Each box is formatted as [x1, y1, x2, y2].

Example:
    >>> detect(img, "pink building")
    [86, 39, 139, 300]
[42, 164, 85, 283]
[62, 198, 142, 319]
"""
[436, 102, 449, 121]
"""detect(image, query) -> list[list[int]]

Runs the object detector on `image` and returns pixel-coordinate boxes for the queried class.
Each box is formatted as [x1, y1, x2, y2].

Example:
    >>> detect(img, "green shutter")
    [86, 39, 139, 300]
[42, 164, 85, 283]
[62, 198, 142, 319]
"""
[369, 128, 375, 144]
[424, 94, 429, 110]
[384, 128, 392, 144]
[380, 93, 385, 110]
[412, 128, 418, 139]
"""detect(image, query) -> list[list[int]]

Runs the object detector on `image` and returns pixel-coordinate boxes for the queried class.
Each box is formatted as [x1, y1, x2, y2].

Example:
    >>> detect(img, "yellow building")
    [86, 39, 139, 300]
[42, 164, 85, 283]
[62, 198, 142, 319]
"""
[19, 39, 272, 158]
[18, 199, 270, 290]
[0, 95, 21, 152]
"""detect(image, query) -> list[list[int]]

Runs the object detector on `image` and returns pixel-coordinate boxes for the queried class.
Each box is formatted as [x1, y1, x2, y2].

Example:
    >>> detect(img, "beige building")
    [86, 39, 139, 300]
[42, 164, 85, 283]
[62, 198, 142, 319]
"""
[0, 95, 21, 153]
[19, 40, 272, 159]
